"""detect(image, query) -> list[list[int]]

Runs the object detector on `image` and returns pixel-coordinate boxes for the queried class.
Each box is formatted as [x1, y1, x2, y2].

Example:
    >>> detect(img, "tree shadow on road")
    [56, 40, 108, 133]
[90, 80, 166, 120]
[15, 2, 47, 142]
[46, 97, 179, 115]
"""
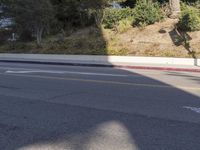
[0, 1, 200, 149]
[0, 64, 200, 150]
[165, 71, 200, 85]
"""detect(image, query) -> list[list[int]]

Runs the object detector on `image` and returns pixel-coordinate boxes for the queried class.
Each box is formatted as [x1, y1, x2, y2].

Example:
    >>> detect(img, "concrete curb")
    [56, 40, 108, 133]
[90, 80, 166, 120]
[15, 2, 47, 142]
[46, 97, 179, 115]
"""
[0, 54, 199, 66]
[115, 65, 200, 73]
[0, 54, 200, 73]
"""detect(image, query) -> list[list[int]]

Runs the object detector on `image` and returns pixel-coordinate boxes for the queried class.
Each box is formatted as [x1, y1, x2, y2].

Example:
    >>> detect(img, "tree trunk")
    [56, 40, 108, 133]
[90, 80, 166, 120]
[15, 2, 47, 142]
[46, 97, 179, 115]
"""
[169, 0, 181, 19]
[36, 27, 44, 47]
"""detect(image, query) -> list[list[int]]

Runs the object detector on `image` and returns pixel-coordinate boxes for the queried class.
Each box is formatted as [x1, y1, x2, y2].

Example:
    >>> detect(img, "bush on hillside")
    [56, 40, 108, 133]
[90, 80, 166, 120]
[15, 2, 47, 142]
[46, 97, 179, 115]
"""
[115, 18, 134, 33]
[133, 0, 164, 27]
[194, 1, 200, 9]
[177, 4, 200, 31]
[103, 8, 134, 29]
[0, 29, 12, 44]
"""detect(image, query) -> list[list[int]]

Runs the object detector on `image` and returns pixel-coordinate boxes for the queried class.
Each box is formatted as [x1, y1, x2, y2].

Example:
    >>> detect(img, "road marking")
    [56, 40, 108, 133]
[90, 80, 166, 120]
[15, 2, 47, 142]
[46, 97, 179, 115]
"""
[5, 70, 128, 77]
[0, 65, 187, 76]
[6, 70, 64, 74]
[0, 66, 166, 77]
[1, 72, 200, 91]
[183, 106, 200, 114]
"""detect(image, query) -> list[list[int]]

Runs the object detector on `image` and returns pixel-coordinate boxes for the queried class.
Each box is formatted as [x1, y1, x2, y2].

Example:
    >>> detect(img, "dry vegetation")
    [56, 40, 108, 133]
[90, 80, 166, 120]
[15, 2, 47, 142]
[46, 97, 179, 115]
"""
[0, 19, 200, 58]
[104, 18, 200, 57]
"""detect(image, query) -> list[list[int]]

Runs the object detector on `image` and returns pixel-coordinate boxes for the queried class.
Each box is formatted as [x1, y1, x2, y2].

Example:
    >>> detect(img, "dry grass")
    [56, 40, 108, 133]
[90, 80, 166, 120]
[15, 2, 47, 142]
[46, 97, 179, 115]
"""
[0, 19, 200, 58]
[103, 18, 200, 58]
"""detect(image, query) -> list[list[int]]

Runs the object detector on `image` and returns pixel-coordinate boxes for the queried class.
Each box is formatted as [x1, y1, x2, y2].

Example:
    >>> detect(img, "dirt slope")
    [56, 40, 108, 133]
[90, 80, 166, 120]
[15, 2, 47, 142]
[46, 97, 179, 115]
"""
[104, 19, 200, 57]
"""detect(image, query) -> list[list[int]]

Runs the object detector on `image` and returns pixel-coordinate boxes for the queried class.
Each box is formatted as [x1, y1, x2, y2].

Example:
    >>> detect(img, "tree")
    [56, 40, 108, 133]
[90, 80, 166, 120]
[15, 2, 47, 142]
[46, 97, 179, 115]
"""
[170, 0, 181, 18]
[80, 0, 126, 27]
[3, 0, 55, 46]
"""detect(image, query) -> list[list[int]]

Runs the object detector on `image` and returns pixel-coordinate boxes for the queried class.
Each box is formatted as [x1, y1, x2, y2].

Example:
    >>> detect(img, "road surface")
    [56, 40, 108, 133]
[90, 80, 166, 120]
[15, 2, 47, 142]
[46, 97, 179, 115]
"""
[0, 62, 200, 150]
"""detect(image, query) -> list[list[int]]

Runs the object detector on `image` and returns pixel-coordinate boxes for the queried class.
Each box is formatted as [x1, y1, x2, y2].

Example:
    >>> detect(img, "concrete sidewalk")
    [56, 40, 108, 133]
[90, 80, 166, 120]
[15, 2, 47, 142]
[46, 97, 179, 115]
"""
[0, 54, 199, 72]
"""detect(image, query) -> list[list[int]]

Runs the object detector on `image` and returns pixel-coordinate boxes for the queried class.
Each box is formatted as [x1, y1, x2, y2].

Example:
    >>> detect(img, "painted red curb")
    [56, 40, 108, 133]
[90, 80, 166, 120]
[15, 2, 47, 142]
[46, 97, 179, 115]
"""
[114, 65, 200, 73]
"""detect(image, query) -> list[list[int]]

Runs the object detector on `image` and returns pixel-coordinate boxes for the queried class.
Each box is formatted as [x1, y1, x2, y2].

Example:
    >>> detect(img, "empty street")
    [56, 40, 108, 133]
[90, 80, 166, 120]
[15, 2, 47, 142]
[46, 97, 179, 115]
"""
[0, 62, 200, 150]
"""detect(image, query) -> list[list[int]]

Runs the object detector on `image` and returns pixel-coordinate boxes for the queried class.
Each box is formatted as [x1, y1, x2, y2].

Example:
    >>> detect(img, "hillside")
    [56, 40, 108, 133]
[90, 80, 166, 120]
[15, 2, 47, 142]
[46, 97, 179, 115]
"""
[103, 18, 200, 57]
[1, 19, 199, 58]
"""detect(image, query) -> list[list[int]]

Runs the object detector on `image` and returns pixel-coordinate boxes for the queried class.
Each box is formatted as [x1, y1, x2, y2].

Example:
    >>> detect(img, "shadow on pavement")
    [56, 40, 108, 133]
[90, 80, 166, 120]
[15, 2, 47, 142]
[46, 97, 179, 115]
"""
[0, 1, 200, 149]
[0, 63, 200, 150]
[165, 71, 200, 84]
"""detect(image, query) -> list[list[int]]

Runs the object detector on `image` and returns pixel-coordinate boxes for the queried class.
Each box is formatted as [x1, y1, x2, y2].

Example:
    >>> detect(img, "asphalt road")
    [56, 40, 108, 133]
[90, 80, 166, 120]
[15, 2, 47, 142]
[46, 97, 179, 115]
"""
[0, 62, 200, 150]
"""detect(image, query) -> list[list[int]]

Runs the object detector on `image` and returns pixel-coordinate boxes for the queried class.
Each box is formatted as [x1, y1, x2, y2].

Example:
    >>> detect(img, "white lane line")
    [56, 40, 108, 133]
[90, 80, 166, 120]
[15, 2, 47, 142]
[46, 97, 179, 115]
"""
[6, 70, 64, 74]
[5, 70, 128, 77]
[183, 106, 200, 114]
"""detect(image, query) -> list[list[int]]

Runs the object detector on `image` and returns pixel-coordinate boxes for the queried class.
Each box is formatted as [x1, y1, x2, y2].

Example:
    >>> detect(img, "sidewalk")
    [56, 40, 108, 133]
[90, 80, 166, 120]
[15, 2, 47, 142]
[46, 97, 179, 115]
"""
[0, 54, 199, 72]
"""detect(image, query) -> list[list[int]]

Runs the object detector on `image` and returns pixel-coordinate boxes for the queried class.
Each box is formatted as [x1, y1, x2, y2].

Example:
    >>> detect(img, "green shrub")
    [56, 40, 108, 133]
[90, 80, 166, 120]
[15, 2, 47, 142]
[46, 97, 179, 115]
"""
[103, 8, 135, 29]
[178, 4, 200, 31]
[194, 1, 200, 9]
[133, 0, 164, 27]
[161, 3, 171, 18]
[115, 18, 134, 33]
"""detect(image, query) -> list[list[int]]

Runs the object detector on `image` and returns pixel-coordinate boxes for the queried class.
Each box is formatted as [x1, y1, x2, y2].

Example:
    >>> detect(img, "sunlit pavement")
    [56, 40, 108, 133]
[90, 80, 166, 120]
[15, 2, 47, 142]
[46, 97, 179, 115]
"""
[0, 62, 200, 150]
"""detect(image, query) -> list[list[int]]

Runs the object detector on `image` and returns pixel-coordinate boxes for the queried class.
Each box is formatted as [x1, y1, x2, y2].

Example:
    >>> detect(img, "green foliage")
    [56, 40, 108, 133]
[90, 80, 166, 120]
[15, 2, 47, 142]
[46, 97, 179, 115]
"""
[178, 4, 200, 31]
[182, 0, 200, 4]
[7, 0, 54, 30]
[3, 0, 55, 46]
[103, 8, 134, 28]
[194, 1, 200, 9]
[0, 29, 12, 44]
[133, 0, 164, 27]
[51, 0, 126, 29]
[115, 18, 133, 33]
[161, 3, 171, 18]
[52, 0, 93, 29]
